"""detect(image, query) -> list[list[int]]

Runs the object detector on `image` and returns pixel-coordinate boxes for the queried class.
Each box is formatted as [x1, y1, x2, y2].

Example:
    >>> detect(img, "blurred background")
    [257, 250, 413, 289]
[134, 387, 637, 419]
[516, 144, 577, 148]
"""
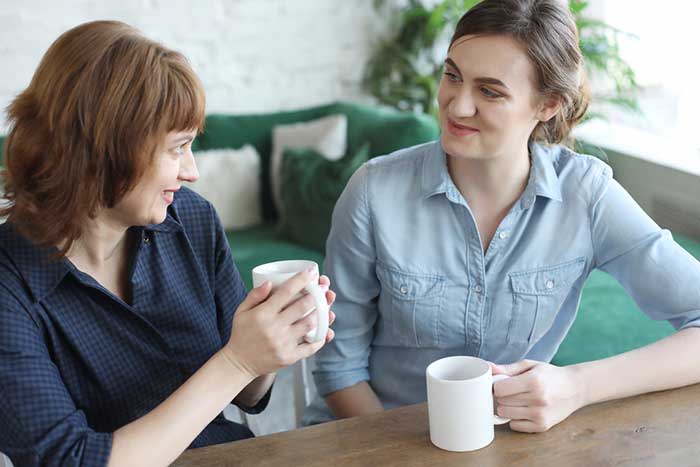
[1, 0, 698, 208]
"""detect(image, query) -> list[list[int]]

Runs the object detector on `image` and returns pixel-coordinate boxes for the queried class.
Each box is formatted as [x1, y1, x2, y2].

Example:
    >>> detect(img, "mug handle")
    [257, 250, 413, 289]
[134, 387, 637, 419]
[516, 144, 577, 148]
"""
[492, 374, 511, 425]
[302, 282, 330, 343]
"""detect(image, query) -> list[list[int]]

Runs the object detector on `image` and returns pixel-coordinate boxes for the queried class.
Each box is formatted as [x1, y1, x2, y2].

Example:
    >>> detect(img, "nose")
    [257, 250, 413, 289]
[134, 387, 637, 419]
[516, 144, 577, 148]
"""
[450, 87, 477, 118]
[178, 149, 199, 183]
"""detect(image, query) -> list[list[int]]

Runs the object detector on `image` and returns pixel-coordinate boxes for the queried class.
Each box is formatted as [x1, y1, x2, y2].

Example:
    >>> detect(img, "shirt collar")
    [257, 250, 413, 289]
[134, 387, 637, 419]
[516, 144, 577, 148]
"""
[0, 211, 183, 303]
[521, 142, 563, 207]
[421, 140, 563, 205]
[421, 141, 453, 199]
[143, 211, 184, 233]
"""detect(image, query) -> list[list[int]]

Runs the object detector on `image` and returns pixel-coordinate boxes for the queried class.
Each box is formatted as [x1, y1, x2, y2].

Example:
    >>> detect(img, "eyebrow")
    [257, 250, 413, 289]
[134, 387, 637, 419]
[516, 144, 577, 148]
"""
[444, 58, 509, 89]
[169, 135, 195, 145]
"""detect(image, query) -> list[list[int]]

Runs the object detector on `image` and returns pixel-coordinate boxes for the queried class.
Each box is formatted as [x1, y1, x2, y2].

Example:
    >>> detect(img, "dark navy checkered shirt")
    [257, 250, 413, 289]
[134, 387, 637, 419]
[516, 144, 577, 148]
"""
[0, 188, 268, 466]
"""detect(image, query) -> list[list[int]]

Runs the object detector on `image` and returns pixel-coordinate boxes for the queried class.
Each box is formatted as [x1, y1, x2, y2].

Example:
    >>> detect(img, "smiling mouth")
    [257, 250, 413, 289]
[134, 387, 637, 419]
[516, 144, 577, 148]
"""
[446, 117, 480, 137]
[162, 189, 178, 204]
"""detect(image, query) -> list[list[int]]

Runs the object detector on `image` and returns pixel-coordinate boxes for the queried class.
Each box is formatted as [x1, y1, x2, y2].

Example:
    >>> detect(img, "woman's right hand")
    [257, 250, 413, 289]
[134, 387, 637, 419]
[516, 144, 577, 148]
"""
[221, 268, 327, 379]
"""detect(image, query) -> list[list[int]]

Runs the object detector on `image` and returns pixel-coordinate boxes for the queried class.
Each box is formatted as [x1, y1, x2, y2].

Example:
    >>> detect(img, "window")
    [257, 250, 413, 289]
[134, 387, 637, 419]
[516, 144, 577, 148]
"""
[595, 1, 700, 151]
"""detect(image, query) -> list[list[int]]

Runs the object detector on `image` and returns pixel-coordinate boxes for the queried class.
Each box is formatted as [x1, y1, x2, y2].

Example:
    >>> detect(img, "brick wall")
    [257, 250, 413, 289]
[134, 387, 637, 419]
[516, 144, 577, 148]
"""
[0, 0, 390, 130]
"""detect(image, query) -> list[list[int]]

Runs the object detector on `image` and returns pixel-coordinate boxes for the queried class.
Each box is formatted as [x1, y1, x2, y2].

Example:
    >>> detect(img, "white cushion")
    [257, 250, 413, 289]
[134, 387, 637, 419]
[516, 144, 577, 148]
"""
[186, 145, 262, 231]
[270, 114, 347, 216]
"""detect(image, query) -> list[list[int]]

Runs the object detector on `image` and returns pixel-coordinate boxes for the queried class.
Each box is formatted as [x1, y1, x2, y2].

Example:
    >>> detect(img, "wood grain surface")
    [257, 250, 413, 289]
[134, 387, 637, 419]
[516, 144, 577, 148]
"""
[173, 383, 700, 467]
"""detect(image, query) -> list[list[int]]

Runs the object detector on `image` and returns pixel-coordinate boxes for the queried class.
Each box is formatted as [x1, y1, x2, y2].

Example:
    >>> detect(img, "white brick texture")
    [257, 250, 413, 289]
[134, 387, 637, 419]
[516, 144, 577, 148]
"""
[0, 0, 390, 130]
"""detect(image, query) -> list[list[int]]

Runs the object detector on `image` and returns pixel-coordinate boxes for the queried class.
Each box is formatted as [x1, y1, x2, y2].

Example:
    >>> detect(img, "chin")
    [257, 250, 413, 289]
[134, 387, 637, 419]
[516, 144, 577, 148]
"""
[137, 209, 167, 227]
[440, 134, 485, 160]
[150, 211, 168, 225]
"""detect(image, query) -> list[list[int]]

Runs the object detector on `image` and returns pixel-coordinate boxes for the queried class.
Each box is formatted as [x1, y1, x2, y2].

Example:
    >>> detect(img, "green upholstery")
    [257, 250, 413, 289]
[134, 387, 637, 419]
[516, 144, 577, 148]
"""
[0, 135, 5, 166]
[278, 143, 371, 253]
[227, 222, 325, 291]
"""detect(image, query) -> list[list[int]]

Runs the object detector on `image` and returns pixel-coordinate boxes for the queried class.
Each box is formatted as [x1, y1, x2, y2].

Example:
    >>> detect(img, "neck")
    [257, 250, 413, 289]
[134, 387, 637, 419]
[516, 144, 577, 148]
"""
[447, 146, 531, 210]
[65, 212, 131, 270]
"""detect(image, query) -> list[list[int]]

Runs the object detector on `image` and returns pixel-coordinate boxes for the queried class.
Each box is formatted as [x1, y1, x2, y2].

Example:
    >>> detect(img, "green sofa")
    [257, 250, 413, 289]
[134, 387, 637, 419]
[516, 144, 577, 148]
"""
[191, 101, 440, 287]
[1, 101, 699, 367]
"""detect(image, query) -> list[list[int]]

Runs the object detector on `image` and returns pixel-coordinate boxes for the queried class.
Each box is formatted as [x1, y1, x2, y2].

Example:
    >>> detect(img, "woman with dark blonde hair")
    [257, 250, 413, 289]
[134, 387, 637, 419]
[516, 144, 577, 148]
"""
[307, 0, 700, 432]
[0, 21, 334, 466]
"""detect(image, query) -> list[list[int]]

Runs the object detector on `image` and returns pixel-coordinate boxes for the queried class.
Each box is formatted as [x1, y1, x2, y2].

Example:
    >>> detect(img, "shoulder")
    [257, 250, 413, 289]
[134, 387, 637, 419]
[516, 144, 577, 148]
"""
[354, 140, 438, 192]
[0, 225, 40, 308]
[164, 187, 224, 261]
[168, 187, 224, 240]
[340, 141, 437, 200]
[0, 263, 29, 307]
[545, 144, 613, 203]
[366, 140, 437, 173]
[168, 186, 219, 229]
[0, 249, 37, 329]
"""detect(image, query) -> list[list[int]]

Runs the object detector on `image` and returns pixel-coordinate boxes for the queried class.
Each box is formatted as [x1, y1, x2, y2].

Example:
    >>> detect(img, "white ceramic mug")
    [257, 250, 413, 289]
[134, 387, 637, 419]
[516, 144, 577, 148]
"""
[426, 356, 511, 452]
[251, 260, 329, 343]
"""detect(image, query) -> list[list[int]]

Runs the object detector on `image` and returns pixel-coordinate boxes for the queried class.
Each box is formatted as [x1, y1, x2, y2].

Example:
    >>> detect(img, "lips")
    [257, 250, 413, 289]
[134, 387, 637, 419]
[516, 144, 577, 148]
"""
[446, 117, 479, 137]
[162, 187, 179, 204]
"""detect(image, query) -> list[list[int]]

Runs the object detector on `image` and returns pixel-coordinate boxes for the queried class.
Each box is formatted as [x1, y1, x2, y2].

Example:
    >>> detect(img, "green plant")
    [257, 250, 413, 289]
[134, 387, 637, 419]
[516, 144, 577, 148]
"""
[365, 0, 639, 122]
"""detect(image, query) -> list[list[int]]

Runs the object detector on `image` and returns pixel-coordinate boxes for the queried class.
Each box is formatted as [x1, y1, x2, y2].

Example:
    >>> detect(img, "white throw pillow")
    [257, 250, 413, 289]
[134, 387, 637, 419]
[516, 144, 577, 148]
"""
[186, 145, 262, 231]
[270, 114, 347, 216]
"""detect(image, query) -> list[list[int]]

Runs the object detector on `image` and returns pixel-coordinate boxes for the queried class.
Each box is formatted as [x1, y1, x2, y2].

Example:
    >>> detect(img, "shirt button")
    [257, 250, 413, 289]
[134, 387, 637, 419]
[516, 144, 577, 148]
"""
[400, 285, 408, 294]
[545, 279, 555, 289]
[499, 231, 509, 239]
[474, 285, 482, 293]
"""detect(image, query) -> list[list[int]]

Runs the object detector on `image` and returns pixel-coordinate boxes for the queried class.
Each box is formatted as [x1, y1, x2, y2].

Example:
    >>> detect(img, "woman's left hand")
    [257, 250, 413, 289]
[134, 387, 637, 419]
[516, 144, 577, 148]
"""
[491, 360, 585, 433]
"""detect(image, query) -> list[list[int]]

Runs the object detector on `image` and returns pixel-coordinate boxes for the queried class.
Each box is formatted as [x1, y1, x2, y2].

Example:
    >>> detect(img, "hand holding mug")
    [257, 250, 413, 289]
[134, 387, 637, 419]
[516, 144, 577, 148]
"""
[252, 260, 331, 343]
[491, 359, 585, 433]
[222, 262, 335, 379]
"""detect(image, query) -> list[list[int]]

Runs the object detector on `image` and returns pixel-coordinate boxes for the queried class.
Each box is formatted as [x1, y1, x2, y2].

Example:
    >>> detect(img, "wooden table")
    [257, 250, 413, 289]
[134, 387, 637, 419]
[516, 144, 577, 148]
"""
[173, 383, 700, 467]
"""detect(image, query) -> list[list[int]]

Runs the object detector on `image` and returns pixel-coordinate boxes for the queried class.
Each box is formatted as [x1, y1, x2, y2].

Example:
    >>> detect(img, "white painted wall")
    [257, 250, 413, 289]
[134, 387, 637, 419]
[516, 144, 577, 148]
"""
[0, 0, 389, 131]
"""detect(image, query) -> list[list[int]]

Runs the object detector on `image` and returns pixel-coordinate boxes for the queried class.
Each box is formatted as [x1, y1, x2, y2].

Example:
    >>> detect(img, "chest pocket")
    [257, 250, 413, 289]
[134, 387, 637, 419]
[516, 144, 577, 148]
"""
[376, 263, 445, 348]
[507, 258, 586, 347]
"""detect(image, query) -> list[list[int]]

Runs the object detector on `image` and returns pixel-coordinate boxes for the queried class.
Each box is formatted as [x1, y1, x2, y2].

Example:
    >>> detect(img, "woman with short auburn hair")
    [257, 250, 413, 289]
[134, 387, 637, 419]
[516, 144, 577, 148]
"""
[0, 20, 335, 467]
[2, 20, 206, 254]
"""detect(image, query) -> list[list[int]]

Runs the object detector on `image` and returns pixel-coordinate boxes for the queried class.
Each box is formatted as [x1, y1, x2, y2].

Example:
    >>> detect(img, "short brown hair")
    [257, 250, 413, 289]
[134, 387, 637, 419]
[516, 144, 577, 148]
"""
[450, 0, 589, 145]
[0, 20, 205, 256]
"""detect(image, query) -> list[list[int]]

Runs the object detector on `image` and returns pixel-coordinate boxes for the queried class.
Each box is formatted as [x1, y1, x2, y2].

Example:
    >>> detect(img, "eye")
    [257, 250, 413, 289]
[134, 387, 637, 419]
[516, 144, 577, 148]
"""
[444, 71, 461, 83]
[479, 86, 502, 99]
[172, 142, 188, 156]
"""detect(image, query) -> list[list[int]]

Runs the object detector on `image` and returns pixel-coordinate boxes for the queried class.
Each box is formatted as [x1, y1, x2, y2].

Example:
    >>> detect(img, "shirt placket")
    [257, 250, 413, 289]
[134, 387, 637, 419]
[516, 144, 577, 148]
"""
[448, 188, 487, 355]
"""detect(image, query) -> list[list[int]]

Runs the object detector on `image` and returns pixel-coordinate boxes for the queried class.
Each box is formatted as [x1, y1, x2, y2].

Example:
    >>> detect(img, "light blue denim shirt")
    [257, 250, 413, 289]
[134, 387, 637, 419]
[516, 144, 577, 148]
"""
[304, 140, 700, 424]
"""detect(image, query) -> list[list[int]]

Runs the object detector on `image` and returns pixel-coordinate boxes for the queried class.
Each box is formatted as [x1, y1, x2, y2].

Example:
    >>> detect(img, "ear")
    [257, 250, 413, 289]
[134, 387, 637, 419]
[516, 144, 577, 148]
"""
[536, 95, 562, 122]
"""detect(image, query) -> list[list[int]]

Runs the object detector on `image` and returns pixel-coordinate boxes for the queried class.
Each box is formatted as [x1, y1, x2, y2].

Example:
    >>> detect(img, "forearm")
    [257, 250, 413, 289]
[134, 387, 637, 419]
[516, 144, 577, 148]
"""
[233, 373, 276, 408]
[324, 381, 383, 419]
[109, 350, 254, 467]
[572, 327, 700, 407]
